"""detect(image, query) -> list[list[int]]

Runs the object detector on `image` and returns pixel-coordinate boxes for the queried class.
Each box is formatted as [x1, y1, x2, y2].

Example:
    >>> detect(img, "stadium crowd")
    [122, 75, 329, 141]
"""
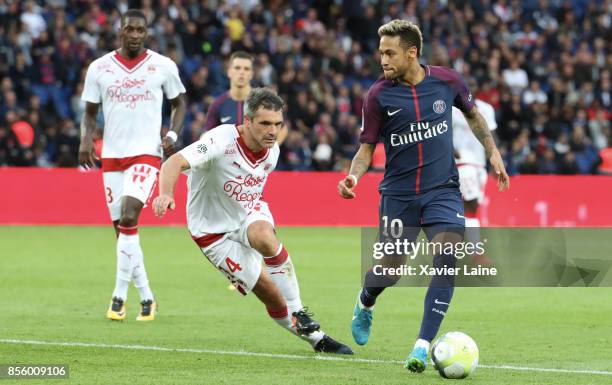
[0, 0, 610, 174]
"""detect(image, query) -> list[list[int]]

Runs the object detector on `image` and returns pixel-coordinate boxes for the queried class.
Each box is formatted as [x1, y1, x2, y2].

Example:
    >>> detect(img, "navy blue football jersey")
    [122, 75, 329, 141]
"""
[204, 91, 244, 132]
[360, 65, 475, 195]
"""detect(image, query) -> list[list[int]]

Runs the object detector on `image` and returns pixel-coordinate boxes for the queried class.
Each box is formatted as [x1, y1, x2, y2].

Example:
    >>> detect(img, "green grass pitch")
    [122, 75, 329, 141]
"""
[1, 226, 611, 384]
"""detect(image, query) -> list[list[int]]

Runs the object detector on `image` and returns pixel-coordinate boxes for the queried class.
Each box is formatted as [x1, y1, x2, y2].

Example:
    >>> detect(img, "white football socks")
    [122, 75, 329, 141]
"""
[112, 231, 154, 302]
[265, 245, 323, 346]
[264, 245, 303, 314]
[112, 232, 136, 300]
[132, 260, 154, 302]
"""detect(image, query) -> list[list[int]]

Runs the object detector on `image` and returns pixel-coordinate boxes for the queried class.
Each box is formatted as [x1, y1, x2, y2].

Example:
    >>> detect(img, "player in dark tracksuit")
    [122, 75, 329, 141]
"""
[338, 20, 509, 373]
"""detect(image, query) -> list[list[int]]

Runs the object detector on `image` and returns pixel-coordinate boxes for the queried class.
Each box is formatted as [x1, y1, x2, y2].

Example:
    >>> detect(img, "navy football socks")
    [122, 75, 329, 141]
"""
[418, 253, 456, 341]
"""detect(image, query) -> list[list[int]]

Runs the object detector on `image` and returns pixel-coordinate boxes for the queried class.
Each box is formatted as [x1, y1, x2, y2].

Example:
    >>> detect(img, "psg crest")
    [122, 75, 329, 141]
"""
[433, 99, 446, 114]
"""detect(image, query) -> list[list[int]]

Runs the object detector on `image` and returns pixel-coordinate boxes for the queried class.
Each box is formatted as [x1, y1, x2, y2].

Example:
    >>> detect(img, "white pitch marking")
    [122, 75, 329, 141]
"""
[1, 339, 611, 376]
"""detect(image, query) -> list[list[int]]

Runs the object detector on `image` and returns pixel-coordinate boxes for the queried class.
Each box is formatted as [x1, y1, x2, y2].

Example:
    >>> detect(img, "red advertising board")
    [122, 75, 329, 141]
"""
[0, 168, 610, 227]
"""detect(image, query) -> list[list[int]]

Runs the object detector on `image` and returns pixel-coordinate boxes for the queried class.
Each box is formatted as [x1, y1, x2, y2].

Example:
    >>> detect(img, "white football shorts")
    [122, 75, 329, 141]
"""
[196, 201, 275, 296]
[102, 163, 159, 221]
[458, 164, 488, 203]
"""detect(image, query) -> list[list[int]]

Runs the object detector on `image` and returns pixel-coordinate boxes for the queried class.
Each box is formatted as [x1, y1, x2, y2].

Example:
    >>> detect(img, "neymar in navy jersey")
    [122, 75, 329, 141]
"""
[338, 20, 509, 373]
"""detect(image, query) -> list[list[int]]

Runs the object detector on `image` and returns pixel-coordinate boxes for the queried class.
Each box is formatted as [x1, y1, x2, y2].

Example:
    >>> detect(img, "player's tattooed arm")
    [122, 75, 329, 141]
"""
[338, 143, 375, 199]
[463, 108, 496, 158]
[349, 143, 375, 179]
[78, 102, 100, 169]
[463, 108, 510, 192]
[163, 94, 187, 157]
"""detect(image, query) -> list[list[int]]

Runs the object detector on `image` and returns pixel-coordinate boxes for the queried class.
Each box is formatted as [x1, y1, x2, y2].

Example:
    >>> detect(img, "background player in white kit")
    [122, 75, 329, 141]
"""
[153, 88, 353, 354]
[452, 95, 497, 252]
[79, 9, 186, 321]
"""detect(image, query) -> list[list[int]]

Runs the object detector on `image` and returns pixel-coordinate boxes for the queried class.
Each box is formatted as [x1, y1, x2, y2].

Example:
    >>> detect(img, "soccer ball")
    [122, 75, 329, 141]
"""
[431, 331, 479, 379]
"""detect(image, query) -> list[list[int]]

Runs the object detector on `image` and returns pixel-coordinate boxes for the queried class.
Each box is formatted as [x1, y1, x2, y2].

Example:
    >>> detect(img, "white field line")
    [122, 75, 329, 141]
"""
[1, 338, 611, 376]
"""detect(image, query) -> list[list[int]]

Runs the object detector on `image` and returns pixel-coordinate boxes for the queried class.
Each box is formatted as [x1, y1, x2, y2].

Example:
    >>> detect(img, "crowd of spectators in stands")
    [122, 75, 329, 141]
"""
[0, 0, 610, 174]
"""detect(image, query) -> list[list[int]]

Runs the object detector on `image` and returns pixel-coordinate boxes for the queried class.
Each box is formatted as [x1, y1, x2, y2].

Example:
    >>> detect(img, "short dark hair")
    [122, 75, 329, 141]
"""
[378, 19, 423, 57]
[229, 51, 254, 64]
[121, 9, 147, 27]
[244, 88, 285, 119]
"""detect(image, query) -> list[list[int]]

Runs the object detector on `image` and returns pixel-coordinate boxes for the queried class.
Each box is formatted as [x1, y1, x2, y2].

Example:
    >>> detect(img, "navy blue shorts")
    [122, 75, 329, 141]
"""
[379, 187, 465, 241]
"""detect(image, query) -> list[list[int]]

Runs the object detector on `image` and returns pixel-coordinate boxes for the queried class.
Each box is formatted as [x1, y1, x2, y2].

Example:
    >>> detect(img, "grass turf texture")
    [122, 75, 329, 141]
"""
[1, 226, 611, 384]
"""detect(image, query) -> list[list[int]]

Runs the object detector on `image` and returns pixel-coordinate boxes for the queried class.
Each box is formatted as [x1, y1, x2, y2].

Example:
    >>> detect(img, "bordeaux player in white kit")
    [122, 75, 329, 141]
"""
[79, 10, 186, 321]
[153, 88, 353, 354]
[452, 98, 497, 246]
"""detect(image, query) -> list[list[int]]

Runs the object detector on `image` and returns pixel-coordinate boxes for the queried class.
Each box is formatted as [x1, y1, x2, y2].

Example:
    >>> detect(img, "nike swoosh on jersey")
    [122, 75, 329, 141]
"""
[221, 116, 231, 123]
[456, 213, 465, 219]
[434, 299, 449, 305]
[387, 109, 402, 116]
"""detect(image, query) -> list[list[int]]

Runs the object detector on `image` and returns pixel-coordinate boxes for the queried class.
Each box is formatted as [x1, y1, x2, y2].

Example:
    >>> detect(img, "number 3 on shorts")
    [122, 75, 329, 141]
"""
[225, 257, 242, 272]
[106, 187, 113, 203]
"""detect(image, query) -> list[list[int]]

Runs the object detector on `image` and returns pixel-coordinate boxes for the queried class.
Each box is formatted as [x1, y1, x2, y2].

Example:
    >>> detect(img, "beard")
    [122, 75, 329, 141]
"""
[383, 68, 401, 80]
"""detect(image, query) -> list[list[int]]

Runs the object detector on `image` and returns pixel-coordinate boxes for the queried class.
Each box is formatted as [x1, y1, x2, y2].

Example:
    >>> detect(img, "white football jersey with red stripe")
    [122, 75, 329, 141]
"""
[452, 99, 497, 167]
[81, 49, 186, 160]
[179, 124, 280, 236]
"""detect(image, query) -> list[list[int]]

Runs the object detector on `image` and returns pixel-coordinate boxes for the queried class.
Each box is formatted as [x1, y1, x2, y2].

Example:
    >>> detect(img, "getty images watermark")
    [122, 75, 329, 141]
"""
[371, 237, 497, 277]
[360, 227, 612, 287]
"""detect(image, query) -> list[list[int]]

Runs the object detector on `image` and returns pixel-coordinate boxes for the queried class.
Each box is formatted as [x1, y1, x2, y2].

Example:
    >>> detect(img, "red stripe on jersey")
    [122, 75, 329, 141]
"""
[192, 233, 226, 248]
[118, 225, 138, 235]
[411, 86, 423, 194]
[101, 155, 161, 172]
[415, 143, 423, 194]
[267, 306, 288, 319]
[113, 49, 149, 71]
[411, 86, 422, 121]
[237, 101, 243, 125]
[236, 136, 269, 167]
[264, 246, 288, 266]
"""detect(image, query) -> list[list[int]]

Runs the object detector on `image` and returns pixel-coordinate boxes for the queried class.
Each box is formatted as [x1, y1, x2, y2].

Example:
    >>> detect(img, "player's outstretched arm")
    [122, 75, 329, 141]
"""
[78, 102, 100, 169]
[338, 143, 375, 199]
[463, 108, 510, 192]
[153, 153, 190, 217]
[162, 94, 187, 157]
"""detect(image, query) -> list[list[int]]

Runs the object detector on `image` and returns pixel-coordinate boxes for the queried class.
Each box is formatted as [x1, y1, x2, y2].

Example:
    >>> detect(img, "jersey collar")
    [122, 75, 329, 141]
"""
[236, 134, 269, 167]
[112, 49, 150, 72]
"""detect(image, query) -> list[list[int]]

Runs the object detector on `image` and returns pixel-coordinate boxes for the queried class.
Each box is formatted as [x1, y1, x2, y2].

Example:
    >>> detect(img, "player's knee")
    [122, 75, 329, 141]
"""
[119, 209, 139, 227]
[248, 221, 278, 257]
